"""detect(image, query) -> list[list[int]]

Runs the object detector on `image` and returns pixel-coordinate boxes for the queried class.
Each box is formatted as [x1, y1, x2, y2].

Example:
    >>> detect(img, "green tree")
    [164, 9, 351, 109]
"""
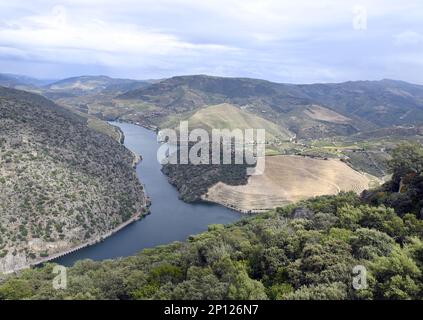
[0, 279, 33, 300]
[227, 263, 268, 300]
[370, 247, 421, 299]
[350, 228, 395, 260]
[388, 143, 423, 185]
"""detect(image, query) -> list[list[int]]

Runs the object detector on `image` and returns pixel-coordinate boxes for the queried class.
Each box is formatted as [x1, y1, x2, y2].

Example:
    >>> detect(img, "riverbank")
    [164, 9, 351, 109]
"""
[51, 122, 241, 267]
[4, 213, 145, 274]
[200, 193, 268, 214]
[2, 122, 241, 274]
[1, 124, 149, 275]
[116, 119, 258, 214]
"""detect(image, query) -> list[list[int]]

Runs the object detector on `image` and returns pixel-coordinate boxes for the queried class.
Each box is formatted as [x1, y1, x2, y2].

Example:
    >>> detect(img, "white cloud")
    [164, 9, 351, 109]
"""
[0, 4, 238, 68]
[0, 0, 422, 83]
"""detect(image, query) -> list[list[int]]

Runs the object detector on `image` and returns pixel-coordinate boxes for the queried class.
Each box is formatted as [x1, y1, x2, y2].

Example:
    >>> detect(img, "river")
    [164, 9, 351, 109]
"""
[55, 122, 241, 266]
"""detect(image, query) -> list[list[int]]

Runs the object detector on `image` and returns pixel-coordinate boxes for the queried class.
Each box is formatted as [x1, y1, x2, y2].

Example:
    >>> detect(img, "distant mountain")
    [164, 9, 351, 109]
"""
[45, 75, 150, 96]
[6, 73, 422, 140]
[297, 79, 423, 128]
[117, 75, 423, 139]
[117, 74, 297, 110]
[0, 87, 147, 273]
[0, 73, 56, 90]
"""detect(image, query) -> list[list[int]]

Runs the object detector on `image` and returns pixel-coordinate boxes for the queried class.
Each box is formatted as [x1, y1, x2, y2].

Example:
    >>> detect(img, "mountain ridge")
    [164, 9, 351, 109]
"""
[114, 75, 423, 140]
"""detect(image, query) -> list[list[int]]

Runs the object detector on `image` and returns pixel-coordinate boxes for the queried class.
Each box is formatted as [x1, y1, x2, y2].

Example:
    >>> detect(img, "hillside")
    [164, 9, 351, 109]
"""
[161, 103, 293, 142]
[204, 155, 373, 213]
[43, 75, 150, 98]
[0, 87, 147, 273]
[298, 79, 423, 127]
[2, 144, 421, 300]
[1, 189, 422, 300]
[117, 75, 423, 139]
[0, 73, 55, 89]
[5, 74, 422, 140]
[162, 140, 255, 202]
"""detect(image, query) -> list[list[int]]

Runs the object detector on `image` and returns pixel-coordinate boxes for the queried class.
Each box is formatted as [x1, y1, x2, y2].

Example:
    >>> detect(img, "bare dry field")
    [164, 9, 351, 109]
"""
[304, 104, 351, 124]
[203, 155, 372, 213]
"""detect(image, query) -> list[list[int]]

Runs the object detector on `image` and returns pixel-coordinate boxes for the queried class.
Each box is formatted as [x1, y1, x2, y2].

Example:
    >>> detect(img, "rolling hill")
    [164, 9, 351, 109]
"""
[45, 75, 150, 96]
[0, 73, 56, 88]
[161, 103, 293, 142]
[118, 75, 423, 139]
[117, 75, 422, 211]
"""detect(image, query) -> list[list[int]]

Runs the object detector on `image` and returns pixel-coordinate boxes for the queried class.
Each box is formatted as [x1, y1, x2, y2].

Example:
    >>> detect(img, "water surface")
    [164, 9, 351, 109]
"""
[55, 122, 241, 266]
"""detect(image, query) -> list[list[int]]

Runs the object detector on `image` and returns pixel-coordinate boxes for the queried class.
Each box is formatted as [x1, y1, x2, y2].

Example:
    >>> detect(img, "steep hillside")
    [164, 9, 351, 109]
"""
[1, 190, 422, 300]
[2, 144, 421, 300]
[162, 140, 255, 203]
[298, 79, 423, 127]
[0, 87, 147, 273]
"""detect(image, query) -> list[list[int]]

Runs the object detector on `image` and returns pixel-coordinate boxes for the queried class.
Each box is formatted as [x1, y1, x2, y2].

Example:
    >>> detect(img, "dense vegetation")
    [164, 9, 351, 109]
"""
[162, 142, 255, 202]
[363, 143, 423, 218]
[0, 87, 147, 273]
[0, 144, 421, 300]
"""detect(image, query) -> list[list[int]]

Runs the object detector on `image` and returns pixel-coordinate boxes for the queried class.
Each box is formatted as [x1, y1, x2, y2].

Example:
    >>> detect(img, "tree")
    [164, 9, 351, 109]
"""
[370, 247, 421, 299]
[171, 267, 227, 300]
[0, 279, 33, 300]
[388, 143, 423, 185]
[350, 228, 395, 260]
[227, 263, 268, 300]
[283, 282, 348, 300]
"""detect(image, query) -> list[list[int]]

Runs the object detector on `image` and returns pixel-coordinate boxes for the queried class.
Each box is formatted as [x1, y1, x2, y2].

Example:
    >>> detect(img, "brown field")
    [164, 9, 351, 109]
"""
[203, 155, 372, 213]
[304, 104, 351, 124]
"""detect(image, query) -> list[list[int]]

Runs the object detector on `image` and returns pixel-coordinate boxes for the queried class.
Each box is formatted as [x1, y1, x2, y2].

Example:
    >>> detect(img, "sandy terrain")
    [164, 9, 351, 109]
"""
[203, 155, 371, 213]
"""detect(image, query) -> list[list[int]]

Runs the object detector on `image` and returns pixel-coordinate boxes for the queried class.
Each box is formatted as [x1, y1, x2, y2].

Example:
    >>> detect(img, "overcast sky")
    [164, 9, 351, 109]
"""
[0, 0, 422, 84]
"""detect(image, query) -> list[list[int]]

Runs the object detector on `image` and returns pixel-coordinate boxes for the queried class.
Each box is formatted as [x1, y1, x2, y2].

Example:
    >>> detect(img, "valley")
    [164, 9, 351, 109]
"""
[52, 122, 241, 267]
[0, 73, 422, 300]
[3, 73, 422, 221]
[1, 0, 423, 303]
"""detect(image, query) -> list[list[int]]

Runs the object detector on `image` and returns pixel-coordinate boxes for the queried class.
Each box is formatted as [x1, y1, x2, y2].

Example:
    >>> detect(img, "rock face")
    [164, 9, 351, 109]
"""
[0, 253, 28, 274]
[0, 87, 147, 273]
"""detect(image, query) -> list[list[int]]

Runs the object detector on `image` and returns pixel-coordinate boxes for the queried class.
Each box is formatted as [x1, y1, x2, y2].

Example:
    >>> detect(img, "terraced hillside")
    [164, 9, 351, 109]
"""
[203, 155, 373, 212]
[0, 87, 147, 273]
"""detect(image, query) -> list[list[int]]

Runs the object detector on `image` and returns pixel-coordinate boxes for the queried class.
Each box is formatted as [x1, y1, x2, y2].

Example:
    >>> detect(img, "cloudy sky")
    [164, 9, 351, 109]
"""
[0, 0, 422, 83]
